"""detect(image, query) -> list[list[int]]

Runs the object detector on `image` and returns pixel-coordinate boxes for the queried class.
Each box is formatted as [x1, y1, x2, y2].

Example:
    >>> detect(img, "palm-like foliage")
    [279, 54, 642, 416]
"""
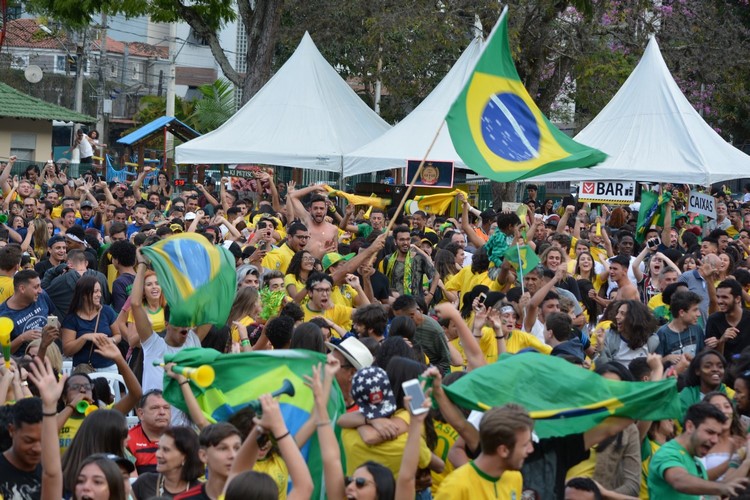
[189, 79, 235, 133]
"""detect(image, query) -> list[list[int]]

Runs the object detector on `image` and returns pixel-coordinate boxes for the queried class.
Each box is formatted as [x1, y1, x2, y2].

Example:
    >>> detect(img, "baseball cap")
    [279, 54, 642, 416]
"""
[321, 252, 354, 272]
[80, 200, 94, 209]
[325, 337, 373, 370]
[351, 366, 396, 419]
[184, 212, 197, 221]
[47, 235, 65, 247]
[480, 209, 497, 221]
[90, 453, 135, 474]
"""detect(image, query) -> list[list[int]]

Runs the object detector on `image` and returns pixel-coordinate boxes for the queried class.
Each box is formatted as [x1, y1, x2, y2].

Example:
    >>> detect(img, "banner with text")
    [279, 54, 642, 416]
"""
[688, 191, 717, 219]
[578, 181, 636, 205]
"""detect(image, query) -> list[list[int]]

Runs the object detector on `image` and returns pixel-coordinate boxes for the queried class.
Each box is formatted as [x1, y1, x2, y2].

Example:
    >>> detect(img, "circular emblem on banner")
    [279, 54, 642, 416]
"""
[481, 93, 540, 162]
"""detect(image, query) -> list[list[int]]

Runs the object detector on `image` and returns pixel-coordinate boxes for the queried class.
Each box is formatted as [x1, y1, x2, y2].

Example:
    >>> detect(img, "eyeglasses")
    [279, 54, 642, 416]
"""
[346, 477, 374, 489]
[294, 235, 310, 240]
[312, 287, 332, 294]
[68, 383, 94, 392]
[302, 256, 316, 262]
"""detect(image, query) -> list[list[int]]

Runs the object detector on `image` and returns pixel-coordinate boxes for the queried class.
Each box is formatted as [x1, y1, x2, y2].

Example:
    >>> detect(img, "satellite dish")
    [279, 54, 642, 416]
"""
[24, 65, 43, 84]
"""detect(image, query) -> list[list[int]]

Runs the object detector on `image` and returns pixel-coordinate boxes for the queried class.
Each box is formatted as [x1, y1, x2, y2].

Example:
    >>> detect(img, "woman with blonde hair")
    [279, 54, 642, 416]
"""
[25, 338, 63, 374]
[22, 217, 50, 259]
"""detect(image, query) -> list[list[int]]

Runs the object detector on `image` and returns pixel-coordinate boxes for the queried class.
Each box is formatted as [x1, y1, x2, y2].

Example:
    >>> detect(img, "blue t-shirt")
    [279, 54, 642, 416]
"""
[76, 217, 104, 235]
[112, 274, 135, 313]
[62, 305, 118, 368]
[127, 222, 142, 238]
[0, 291, 54, 353]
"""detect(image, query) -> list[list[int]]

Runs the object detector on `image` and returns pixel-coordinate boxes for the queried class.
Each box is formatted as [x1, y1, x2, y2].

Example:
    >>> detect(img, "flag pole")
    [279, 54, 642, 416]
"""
[517, 241, 526, 327]
[383, 120, 446, 235]
[368, 121, 446, 267]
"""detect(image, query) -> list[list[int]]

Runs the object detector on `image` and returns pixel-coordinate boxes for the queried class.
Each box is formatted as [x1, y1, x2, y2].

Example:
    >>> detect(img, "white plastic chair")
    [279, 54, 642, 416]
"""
[89, 372, 125, 402]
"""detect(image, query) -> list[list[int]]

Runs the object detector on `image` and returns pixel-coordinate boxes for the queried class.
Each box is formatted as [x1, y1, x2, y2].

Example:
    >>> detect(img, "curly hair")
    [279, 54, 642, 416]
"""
[616, 300, 657, 350]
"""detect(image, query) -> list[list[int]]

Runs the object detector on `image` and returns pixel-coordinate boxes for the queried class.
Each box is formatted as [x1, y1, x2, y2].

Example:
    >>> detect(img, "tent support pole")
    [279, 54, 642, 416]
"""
[339, 157, 345, 190]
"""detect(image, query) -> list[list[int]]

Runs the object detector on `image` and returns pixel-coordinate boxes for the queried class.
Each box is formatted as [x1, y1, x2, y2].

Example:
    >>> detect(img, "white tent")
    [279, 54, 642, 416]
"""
[175, 32, 390, 173]
[343, 36, 483, 178]
[526, 37, 750, 185]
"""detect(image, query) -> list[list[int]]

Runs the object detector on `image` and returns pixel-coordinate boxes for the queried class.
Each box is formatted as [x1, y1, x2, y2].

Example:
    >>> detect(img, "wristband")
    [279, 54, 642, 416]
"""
[240, 339, 251, 347]
[273, 430, 291, 441]
[42, 411, 57, 417]
[495, 335, 506, 339]
[180, 381, 189, 386]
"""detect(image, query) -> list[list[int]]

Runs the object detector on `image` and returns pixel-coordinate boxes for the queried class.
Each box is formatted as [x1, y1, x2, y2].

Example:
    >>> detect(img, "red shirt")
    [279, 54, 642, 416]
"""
[127, 423, 159, 474]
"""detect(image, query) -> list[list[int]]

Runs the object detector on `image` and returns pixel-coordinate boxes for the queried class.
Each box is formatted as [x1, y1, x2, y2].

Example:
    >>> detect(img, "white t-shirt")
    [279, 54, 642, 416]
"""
[142, 330, 201, 426]
[78, 134, 94, 158]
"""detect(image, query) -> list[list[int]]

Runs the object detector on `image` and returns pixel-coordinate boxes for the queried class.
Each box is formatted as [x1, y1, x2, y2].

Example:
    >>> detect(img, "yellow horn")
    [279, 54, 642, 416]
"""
[180, 365, 215, 387]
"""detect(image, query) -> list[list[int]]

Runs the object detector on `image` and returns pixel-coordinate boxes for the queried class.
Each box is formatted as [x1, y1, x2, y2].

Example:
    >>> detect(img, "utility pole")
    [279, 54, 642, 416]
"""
[97, 13, 108, 139]
[74, 29, 86, 114]
[165, 22, 177, 174]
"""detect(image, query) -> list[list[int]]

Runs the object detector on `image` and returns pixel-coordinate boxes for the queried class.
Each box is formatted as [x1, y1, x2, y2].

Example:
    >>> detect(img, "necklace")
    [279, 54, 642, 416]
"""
[156, 473, 189, 496]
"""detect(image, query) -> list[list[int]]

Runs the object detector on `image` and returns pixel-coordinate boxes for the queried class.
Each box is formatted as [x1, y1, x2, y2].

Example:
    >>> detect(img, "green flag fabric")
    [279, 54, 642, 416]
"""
[140, 233, 236, 327]
[162, 347, 346, 499]
[443, 353, 681, 438]
[445, 8, 606, 181]
[503, 244, 540, 276]
[635, 190, 672, 243]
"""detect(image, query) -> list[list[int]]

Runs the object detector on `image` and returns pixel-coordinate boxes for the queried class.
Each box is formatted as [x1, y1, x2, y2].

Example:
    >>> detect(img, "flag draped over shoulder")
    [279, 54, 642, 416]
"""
[635, 190, 672, 243]
[409, 189, 468, 215]
[162, 348, 346, 500]
[324, 185, 391, 209]
[443, 353, 681, 438]
[140, 233, 236, 327]
[503, 244, 540, 276]
[445, 8, 606, 182]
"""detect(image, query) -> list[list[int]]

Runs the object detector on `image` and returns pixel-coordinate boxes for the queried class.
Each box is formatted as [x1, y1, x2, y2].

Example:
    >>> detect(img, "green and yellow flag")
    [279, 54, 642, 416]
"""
[163, 347, 346, 499]
[635, 190, 672, 243]
[141, 233, 236, 327]
[503, 244, 540, 276]
[443, 353, 681, 438]
[446, 8, 606, 181]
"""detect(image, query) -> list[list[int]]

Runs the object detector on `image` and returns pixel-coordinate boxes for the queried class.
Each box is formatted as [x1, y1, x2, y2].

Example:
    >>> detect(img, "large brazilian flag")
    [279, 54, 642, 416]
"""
[141, 233, 236, 327]
[446, 7, 606, 181]
[163, 348, 346, 499]
[443, 353, 682, 439]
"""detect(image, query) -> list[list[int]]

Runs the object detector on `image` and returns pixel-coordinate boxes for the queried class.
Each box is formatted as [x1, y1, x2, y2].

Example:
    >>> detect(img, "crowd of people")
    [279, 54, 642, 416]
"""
[3, 151, 750, 499]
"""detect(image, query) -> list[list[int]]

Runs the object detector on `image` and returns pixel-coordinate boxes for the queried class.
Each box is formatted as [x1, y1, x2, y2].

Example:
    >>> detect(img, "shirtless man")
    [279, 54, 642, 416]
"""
[609, 254, 639, 301]
[288, 185, 339, 259]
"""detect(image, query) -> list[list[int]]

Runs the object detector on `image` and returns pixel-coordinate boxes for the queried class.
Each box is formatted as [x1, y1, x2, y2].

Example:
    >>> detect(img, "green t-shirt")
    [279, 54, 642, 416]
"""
[647, 439, 706, 500]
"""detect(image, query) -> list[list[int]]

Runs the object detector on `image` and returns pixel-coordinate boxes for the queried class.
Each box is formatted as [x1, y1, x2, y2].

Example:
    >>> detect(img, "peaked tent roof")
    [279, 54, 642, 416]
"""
[344, 37, 483, 178]
[0, 82, 96, 123]
[526, 37, 750, 185]
[175, 32, 390, 172]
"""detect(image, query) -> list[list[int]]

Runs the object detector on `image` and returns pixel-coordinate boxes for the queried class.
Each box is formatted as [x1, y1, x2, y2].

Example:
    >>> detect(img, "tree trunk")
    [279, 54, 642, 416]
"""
[491, 181, 517, 208]
[240, 0, 284, 105]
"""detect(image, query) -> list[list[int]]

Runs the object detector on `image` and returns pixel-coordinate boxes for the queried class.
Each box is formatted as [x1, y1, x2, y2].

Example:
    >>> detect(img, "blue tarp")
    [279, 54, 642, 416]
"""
[117, 116, 200, 146]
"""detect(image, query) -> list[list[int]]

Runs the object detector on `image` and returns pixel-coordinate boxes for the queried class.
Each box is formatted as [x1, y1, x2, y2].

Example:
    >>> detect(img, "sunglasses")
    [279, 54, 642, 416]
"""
[345, 477, 373, 489]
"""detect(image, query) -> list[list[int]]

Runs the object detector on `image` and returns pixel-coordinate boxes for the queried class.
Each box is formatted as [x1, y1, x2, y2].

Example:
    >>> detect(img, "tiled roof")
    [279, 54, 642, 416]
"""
[4, 18, 75, 51]
[0, 82, 96, 123]
[5, 19, 168, 59]
[91, 37, 168, 59]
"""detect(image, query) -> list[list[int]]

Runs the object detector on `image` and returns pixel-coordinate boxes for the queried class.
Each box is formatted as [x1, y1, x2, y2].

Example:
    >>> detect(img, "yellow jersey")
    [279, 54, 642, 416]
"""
[341, 409, 431, 479]
[0, 275, 13, 304]
[434, 462, 523, 500]
[302, 303, 352, 332]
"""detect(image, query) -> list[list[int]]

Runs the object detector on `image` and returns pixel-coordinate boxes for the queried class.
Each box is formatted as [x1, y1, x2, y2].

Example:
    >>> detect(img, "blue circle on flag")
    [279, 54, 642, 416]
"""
[481, 93, 540, 162]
